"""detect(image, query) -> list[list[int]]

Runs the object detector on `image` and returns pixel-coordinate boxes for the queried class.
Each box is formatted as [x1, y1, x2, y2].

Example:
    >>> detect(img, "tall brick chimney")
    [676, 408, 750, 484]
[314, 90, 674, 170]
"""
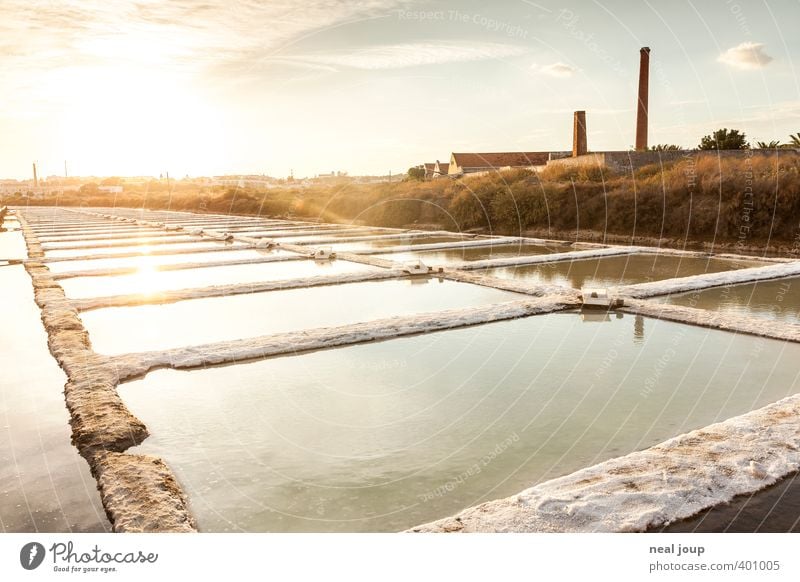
[635, 47, 650, 151]
[32, 162, 38, 187]
[572, 110, 587, 157]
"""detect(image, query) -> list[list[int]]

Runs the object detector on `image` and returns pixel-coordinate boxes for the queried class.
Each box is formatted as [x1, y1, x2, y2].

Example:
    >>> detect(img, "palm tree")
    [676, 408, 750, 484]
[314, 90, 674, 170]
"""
[789, 133, 800, 147]
[756, 140, 781, 149]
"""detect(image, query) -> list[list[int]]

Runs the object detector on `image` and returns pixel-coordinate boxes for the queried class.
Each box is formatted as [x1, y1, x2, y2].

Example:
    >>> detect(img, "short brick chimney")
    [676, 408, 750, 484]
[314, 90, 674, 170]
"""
[572, 110, 587, 157]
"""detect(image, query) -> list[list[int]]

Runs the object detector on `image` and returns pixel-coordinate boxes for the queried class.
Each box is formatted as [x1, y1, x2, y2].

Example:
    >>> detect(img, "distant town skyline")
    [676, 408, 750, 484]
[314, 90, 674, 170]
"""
[2, 0, 799, 180]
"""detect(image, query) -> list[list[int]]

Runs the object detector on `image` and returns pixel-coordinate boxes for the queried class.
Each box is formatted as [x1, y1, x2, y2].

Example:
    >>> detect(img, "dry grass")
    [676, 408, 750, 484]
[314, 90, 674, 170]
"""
[5, 153, 800, 245]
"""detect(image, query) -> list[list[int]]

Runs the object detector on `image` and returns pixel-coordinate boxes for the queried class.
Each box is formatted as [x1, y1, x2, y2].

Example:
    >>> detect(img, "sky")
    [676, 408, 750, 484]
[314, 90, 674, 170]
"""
[2, 0, 799, 180]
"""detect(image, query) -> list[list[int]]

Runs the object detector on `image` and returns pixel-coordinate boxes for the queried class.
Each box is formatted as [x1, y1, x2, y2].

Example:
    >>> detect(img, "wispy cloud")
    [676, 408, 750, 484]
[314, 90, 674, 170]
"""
[0, 0, 407, 110]
[532, 62, 577, 78]
[718, 41, 773, 70]
[279, 41, 528, 70]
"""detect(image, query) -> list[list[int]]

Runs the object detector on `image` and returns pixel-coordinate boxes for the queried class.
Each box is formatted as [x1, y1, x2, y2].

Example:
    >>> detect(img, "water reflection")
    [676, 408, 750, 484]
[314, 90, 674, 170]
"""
[663, 277, 800, 324]
[1, 261, 108, 532]
[81, 278, 521, 355]
[120, 313, 800, 532]
[61, 259, 380, 299]
[45, 240, 243, 258]
[330, 236, 465, 252]
[634, 314, 645, 342]
[46, 248, 288, 274]
[484, 254, 764, 289]
[376, 243, 574, 266]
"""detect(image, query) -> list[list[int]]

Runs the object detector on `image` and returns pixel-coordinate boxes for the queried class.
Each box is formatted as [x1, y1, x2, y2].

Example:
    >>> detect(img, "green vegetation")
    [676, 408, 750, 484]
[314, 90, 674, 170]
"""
[649, 144, 682, 151]
[407, 166, 426, 181]
[698, 128, 749, 150]
[756, 140, 781, 149]
[5, 153, 800, 247]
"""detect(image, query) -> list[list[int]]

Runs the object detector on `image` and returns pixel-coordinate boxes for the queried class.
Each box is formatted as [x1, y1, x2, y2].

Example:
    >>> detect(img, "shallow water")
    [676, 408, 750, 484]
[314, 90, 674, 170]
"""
[484, 253, 765, 289]
[61, 259, 382, 299]
[45, 248, 291, 274]
[42, 234, 198, 248]
[275, 230, 396, 244]
[120, 312, 800, 532]
[375, 243, 574, 266]
[81, 278, 521, 355]
[328, 236, 467, 252]
[661, 276, 800, 324]
[0, 255, 108, 532]
[36, 228, 167, 240]
[0, 225, 27, 259]
[44, 240, 245, 258]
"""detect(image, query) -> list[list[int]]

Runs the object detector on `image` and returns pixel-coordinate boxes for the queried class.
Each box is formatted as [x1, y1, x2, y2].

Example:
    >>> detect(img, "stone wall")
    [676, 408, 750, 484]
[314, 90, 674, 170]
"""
[545, 149, 800, 174]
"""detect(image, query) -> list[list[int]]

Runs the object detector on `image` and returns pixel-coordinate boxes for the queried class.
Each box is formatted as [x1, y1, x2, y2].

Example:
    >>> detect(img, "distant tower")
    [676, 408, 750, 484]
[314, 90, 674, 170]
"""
[572, 111, 587, 157]
[32, 162, 39, 187]
[635, 47, 651, 151]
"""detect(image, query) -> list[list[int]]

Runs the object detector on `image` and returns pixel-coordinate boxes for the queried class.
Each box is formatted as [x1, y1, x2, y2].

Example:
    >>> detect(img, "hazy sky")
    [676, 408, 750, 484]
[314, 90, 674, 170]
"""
[2, 0, 799, 179]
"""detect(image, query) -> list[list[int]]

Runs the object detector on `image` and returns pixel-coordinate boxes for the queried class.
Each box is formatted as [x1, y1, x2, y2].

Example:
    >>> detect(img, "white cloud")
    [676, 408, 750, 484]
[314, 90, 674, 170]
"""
[532, 62, 577, 78]
[281, 41, 528, 70]
[718, 42, 773, 70]
[0, 0, 407, 101]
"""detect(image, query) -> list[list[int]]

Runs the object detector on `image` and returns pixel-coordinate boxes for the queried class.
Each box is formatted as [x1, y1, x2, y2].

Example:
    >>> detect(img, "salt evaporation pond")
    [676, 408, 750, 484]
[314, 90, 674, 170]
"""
[44, 240, 245, 258]
[45, 248, 292, 274]
[375, 243, 575, 266]
[484, 253, 765, 288]
[120, 312, 800, 532]
[328, 236, 468, 252]
[37, 228, 168, 241]
[42, 233, 198, 248]
[661, 276, 800, 325]
[0, 221, 27, 259]
[61, 259, 382, 299]
[0, 250, 108, 531]
[80, 278, 520, 355]
[275, 231, 398, 244]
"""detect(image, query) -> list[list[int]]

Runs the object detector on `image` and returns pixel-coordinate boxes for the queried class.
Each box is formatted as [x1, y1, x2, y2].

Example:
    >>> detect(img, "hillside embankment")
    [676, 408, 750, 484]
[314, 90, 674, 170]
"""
[5, 154, 800, 256]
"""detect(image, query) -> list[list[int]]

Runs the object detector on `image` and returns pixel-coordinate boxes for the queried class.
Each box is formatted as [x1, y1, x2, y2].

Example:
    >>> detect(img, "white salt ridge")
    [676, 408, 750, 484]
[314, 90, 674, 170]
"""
[109, 296, 574, 381]
[617, 260, 800, 298]
[212, 230, 245, 241]
[621, 299, 800, 342]
[72, 267, 403, 311]
[410, 393, 800, 533]
[453, 246, 645, 271]
[638, 247, 793, 264]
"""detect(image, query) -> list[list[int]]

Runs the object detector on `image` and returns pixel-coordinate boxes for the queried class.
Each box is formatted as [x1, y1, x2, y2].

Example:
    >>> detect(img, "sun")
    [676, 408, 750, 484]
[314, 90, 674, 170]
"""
[56, 63, 224, 176]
